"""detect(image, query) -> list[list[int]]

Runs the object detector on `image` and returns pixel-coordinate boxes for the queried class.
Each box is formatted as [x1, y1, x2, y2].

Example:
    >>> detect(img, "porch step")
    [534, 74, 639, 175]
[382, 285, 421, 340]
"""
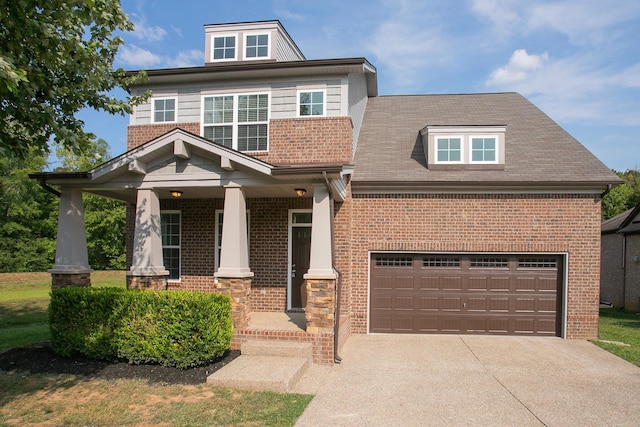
[206, 355, 310, 392]
[241, 340, 312, 359]
[207, 340, 313, 392]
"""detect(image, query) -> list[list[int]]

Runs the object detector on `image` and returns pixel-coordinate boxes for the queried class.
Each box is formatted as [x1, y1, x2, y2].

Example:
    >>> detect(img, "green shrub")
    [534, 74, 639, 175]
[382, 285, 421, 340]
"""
[49, 287, 125, 360]
[49, 288, 232, 368]
[115, 291, 232, 368]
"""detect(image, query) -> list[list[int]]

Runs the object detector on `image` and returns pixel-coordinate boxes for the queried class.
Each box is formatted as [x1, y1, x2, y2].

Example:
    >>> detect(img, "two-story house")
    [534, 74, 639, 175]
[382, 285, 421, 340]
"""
[33, 20, 620, 364]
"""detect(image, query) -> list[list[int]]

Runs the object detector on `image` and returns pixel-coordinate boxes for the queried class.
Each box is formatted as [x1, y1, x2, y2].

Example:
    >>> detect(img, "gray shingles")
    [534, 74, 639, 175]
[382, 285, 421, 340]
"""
[354, 93, 619, 184]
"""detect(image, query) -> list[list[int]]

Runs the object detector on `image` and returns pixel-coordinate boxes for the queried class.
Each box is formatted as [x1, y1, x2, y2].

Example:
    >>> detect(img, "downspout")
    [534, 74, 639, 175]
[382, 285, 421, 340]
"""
[601, 183, 612, 198]
[323, 171, 342, 364]
[36, 178, 61, 197]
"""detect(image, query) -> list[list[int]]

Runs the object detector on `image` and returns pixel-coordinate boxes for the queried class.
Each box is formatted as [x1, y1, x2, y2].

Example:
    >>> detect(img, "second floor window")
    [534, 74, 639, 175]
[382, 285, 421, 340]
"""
[153, 98, 176, 123]
[299, 91, 325, 116]
[245, 34, 268, 58]
[203, 93, 269, 152]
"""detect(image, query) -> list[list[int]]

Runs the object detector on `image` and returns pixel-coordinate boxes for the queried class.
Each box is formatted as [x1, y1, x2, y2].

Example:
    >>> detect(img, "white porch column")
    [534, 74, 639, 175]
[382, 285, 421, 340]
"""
[215, 185, 253, 278]
[304, 184, 337, 279]
[49, 188, 91, 274]
[128, 189, 169, 276]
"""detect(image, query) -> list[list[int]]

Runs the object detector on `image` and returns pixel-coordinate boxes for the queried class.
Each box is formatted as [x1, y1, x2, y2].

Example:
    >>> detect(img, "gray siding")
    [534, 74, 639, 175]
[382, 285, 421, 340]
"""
[275, 32, 304, 61]
[601, 233, 625, 307]
[131, 78, 348, 125]
[348, 73, 369, 157]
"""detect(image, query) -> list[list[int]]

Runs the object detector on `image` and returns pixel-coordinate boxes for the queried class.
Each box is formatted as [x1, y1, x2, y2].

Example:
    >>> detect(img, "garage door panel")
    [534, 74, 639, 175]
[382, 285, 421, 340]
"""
[371, 254, 562, 335]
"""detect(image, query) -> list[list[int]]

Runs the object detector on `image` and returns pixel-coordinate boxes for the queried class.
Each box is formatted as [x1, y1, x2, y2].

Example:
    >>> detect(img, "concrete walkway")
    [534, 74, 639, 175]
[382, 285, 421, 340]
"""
[295, 335, 640, 426]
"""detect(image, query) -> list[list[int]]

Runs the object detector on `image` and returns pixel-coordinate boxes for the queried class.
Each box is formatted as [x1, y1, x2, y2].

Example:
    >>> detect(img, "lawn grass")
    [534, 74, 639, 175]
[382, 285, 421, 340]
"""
[0, 271, 126, 353]
[0, 373, 312, 426]
[595, 307, 640, 367]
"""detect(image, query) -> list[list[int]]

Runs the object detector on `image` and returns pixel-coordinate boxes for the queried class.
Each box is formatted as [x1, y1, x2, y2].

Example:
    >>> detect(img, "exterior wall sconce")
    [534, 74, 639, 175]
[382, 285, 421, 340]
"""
[295, 188, 306, 197]
[170, 190, 183, 198]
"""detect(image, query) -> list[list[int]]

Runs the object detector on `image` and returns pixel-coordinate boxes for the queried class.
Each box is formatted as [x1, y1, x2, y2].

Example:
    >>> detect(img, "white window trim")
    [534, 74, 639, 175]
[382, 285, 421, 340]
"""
[201, 92, 270, 152]
[242, 32, 271, 60]
[161, 210, 181, 282]
[297, 89, 326, 117]
[151, 97, 177, 124]
[215, 209, 250, 272]
[434, 135, 464, 164]
[210, 33, 238, 62]
[469, 135, 499, 164]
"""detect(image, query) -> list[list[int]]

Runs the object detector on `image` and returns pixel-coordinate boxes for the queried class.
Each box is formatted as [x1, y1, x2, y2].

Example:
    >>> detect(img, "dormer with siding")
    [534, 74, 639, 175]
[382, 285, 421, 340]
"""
[126, 21, 377, 166]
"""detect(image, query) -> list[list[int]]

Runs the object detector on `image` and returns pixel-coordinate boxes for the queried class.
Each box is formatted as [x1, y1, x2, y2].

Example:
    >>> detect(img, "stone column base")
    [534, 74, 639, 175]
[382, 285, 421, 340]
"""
[51, 273, 91, 289]
[305, 278, 336, 333]
[216, 277, 251, 330]
[127, 275, 168, 290]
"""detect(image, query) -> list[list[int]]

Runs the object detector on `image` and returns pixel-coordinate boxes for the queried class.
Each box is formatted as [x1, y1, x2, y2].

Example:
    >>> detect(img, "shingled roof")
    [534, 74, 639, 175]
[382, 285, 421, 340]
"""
[353, 93, 619, 189]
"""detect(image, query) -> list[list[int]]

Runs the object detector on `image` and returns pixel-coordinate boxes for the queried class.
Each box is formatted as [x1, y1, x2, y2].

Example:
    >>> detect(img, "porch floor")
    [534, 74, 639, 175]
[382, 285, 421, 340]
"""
[248, 312, 306, 331]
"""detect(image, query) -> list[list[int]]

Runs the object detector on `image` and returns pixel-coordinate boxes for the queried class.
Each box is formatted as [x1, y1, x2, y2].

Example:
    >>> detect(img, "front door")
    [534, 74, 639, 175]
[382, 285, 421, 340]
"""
[291, 226, 311, 309]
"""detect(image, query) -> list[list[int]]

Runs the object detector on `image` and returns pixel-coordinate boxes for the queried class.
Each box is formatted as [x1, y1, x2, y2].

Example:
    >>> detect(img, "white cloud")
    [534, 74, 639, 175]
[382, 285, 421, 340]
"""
[131, 20, 167, 42]
[167, 50, 203, 68]
[469, 0, 521, 35]
[486, 49, 548, 86]
[365, 1, 453, 90]
[118, 45, 164, 68]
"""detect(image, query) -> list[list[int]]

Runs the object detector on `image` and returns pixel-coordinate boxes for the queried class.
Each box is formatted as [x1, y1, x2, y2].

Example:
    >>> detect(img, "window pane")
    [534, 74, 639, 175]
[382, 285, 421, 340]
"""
[450, 138, 461, 149]
[312, 92, 323, 103]
[258, 35, 268, 45]
[300, 92, 310, 104]
[311, 104, 323, 115]
[214, 37, 225, 48]
[292, 212, 312, 224]
[450, 150, 461, 162]
[472, 151, 483, 162]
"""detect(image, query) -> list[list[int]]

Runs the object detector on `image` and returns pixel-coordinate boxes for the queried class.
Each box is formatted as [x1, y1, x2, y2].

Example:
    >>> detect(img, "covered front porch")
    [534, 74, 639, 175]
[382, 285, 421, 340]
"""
[32, 129, 351, 364]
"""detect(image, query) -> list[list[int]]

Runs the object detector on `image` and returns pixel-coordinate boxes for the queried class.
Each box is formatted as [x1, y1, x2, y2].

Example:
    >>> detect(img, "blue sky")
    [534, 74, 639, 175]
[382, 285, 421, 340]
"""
[79, 0, 640, 172]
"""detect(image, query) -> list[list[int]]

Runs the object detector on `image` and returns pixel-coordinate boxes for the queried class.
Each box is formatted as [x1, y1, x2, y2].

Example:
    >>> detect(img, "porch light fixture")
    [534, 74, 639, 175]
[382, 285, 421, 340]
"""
[295, 188, 306, 197]
[170, 190, 183, 198]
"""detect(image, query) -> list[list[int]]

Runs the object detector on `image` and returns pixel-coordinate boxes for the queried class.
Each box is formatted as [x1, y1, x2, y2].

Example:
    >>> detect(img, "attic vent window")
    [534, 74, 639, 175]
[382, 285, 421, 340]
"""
[421, 126, 506, 170]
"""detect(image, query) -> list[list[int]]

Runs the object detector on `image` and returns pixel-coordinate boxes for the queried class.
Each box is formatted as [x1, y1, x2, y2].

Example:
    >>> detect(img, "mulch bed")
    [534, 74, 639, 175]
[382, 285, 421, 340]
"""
[0, 343, 240, 385]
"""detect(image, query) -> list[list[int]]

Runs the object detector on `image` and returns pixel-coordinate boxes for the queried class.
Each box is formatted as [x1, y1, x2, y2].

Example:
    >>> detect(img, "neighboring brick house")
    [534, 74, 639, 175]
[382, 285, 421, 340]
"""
[601, 204, 640, 311]
[32, 20, 620, 364]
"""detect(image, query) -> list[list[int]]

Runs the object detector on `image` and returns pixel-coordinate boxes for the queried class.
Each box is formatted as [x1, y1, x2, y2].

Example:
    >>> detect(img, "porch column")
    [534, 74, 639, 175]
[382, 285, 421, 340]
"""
[304, 184, 337, 333]
[214, 185, 253, 330]
[127, 189, 169, 290]
[49, 188, 92, 289]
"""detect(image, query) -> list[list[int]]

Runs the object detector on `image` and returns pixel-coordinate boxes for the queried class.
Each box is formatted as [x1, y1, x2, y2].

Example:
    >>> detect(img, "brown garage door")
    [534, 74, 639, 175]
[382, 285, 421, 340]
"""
[370, 254, 562, 336]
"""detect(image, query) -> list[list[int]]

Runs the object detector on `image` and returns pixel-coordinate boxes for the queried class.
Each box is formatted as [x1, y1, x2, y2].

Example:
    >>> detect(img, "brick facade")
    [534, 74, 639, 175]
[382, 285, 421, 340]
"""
[347, 193, 602, 340]
[127, 122, 200, 150]
[252, 117, 353, 164]
[51, 273, 91, 289]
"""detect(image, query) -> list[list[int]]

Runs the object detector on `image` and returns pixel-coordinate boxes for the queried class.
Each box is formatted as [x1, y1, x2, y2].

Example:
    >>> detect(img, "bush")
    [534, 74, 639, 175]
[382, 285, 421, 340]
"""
[49, 288, 232, 368]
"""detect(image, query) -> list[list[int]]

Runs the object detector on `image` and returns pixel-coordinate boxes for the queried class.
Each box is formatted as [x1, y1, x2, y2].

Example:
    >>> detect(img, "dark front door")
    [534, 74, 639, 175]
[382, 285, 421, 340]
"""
[291, 226, 311, 309]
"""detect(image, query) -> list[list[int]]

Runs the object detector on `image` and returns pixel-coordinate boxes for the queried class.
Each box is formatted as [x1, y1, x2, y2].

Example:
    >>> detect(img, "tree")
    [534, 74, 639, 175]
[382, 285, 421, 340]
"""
[0, 149, 57, 272]
[55, 139, 126, 270]
[602, 169, 640, 221]
[0, 0, 146, 158]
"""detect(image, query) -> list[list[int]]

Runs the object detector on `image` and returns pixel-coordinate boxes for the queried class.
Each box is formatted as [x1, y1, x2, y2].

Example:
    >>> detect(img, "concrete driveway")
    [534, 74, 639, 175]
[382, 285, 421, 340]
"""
[295, 335, 640, 426]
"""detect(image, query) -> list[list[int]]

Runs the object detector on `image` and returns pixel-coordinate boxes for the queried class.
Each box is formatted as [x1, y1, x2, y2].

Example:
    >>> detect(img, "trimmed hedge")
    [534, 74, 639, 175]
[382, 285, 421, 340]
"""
[49, 287, 232, 368]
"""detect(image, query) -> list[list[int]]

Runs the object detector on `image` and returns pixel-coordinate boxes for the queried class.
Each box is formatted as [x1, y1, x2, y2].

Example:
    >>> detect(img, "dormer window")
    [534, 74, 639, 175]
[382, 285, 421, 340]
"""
[436, 137, 462, 163]
[422, 126, 506, 170]
[244, 34, 269, 59]
[212, 35, 237, 61]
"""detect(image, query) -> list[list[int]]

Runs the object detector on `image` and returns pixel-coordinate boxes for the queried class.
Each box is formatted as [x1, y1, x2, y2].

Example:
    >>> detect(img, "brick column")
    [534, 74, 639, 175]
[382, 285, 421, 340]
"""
[305, 278, 336, 333]
[217, 277, 252, 330]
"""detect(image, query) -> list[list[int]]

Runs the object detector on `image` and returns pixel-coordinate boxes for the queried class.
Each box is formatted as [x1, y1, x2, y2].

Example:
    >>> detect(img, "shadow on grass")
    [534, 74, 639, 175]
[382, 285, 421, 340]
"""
[600, 308, 640, 330]
[0, 299, 49, 328]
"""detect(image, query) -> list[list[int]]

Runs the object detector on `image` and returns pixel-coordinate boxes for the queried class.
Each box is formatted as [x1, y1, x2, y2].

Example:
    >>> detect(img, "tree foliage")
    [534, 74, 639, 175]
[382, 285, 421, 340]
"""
[602, 169, 640, 221]
[55, 139, 126, 270]
[0, 0, 146, 158]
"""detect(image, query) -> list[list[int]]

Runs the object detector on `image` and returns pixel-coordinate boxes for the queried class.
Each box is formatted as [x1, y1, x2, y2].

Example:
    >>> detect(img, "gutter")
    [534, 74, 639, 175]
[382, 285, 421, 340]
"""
[323, 171, 343, 364]
[34, 178, 61, 197]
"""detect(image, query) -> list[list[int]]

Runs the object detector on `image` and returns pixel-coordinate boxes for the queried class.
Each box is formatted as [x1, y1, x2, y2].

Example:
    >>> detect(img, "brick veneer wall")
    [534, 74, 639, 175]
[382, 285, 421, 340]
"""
[346, 193, 602, 340]
[126, 197, 313, 311]
[127, 122, 200, 150]
[251, 117, 353, 164]
[126, 117, 353, 165]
